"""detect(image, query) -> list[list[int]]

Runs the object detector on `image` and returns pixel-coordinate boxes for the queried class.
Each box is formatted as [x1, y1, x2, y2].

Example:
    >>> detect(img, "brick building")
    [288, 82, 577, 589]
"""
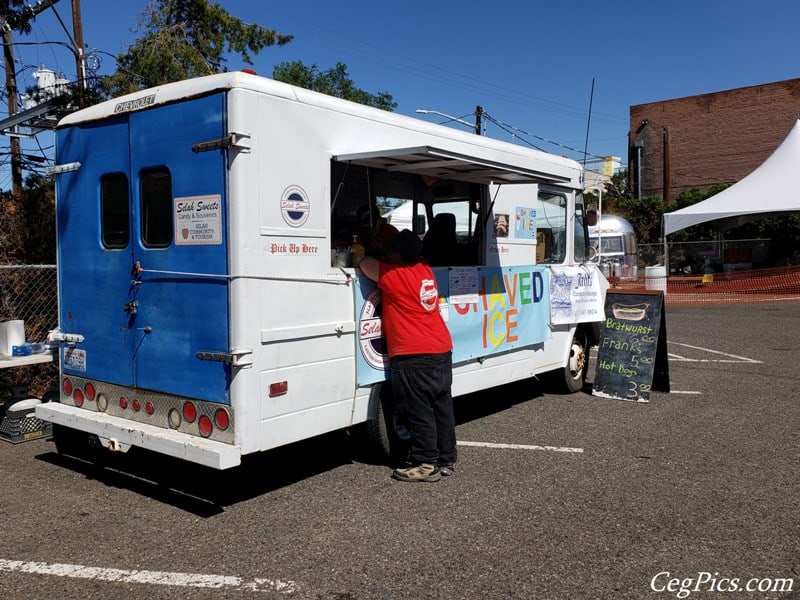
[629, 78, 800, 202]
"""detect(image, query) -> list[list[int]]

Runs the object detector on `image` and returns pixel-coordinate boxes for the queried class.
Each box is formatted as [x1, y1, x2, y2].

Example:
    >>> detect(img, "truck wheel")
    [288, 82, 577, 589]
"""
[365, 382, 410, 463]
[551, 329, 590, 394]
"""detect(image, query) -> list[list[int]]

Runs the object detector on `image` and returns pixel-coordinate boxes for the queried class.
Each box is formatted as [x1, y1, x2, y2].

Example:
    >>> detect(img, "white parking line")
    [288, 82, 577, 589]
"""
[458, 440, 583, 453]
[667, 341, 763, 363]
[0, 559, 298, 594]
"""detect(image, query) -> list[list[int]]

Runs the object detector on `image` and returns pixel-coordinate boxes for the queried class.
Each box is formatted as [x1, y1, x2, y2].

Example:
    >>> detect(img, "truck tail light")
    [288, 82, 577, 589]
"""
[214, 408, 230, 430]
[73, 388, 84, 407]
[269, 381, 288, 397]
[182, 402, 197, 423]
[198, 415, 213, 437]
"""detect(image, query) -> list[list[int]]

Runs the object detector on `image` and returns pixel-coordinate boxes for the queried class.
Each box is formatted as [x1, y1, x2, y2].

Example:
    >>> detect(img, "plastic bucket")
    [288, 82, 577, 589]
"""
[645, 265, 667, 293]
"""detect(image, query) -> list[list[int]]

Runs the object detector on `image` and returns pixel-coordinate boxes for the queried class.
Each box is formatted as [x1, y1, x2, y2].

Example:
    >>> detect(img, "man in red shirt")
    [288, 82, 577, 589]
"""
[359, 229, 456, 482]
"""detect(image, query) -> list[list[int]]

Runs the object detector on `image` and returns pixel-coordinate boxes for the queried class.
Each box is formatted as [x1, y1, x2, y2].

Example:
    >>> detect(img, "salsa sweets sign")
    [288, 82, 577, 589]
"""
[355, 266, 551, 385]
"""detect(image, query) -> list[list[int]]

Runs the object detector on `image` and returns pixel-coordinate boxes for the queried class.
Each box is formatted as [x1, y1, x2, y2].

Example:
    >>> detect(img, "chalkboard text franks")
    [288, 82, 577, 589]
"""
[605, 319, 654, 335]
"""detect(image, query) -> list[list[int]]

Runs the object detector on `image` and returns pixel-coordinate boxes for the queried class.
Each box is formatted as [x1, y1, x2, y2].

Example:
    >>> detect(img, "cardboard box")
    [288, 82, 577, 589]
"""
[536, 229, 551, 264]
[0, 320, 24, 356]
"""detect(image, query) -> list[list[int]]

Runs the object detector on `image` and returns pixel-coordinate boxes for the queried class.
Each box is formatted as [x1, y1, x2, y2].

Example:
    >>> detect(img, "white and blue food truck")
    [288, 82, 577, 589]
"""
[37, 72, 606, 469]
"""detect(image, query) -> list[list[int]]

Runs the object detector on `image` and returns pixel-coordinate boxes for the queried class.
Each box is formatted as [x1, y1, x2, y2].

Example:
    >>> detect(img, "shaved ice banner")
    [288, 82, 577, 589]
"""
[355, 265, 551, 385]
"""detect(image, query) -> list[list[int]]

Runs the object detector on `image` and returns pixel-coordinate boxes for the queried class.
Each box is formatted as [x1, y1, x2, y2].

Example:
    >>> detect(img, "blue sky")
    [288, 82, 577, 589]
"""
[5, 0, 800, 188]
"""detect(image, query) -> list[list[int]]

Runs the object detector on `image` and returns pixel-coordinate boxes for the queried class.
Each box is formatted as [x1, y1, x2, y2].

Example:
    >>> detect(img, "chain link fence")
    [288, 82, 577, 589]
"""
[607, 240, 800, 306]
[0, 265, 58, 340]
[0, 265, 58, 398]
[639, 238, 773, 275]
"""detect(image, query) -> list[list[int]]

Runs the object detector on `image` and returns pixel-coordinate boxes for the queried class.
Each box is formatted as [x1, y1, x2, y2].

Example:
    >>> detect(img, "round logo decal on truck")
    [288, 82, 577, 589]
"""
[358, 287, 388, 370]
[280, 185, 310, 228]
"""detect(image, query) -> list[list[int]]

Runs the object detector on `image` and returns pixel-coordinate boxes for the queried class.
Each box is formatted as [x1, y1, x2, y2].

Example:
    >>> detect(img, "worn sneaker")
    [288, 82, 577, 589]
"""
[439, 463, 455, 477]
[392, 463, 441, 482]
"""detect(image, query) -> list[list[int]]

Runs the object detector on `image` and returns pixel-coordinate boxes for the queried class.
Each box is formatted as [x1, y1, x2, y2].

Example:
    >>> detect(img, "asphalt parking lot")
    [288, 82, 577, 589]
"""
[0, 301, 798, 599]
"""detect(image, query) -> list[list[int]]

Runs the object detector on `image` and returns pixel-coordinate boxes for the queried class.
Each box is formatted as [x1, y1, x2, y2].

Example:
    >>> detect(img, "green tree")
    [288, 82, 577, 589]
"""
[613, 195, 669, 244]
[101, 0, 293, 96]
[755, 214, 800, 265]
[0, 1, 38, 33]
[587, 169, 665, 245]
[669, 186, 732, 243]
[605, 168, 630, 200]
[0, 174, 55, 262]
[273, 61, 396, 111]
[599, 175, 727, 246]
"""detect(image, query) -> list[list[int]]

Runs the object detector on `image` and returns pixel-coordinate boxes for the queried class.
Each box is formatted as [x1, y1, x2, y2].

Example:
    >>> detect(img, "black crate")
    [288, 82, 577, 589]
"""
[0, 399, 52, 443]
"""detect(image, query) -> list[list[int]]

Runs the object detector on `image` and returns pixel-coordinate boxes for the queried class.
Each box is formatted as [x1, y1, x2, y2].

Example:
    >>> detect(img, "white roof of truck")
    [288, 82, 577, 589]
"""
[59, 72, 582, 188]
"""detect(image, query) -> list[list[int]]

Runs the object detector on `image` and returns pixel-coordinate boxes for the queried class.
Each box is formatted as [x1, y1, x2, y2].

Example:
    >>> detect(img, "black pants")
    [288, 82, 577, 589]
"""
[390, 351, 456, 466]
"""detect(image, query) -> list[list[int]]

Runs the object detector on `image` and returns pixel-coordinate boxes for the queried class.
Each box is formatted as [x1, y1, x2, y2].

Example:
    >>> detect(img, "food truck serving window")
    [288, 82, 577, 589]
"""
[101, 173, 130, 249]
[140, 167, 173, 248]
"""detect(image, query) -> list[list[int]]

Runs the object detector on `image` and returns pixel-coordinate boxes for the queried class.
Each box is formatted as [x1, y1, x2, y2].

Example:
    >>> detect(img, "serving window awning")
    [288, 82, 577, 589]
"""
[334, 146, 571, 186]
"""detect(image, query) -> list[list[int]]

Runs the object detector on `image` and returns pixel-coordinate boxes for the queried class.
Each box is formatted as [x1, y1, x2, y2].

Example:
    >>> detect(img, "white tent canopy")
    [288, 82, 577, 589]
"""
[663, 119, 800, 235]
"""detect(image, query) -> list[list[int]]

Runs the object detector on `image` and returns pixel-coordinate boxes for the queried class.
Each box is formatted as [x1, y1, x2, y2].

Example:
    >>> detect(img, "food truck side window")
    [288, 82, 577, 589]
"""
[574, 202, 589, 262]
[101, 173, 130, 249]
[536, 191, 567, 264]
[140, 167, 173, 248]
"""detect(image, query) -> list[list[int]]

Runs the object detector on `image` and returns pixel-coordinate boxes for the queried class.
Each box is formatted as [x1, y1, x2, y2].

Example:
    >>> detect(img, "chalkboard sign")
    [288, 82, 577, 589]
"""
[592, 290, 670, 402]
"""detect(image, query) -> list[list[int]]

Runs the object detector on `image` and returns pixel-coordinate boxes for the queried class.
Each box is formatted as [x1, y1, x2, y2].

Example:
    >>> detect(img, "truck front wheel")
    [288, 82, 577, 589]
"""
[551, 328, 590, 394]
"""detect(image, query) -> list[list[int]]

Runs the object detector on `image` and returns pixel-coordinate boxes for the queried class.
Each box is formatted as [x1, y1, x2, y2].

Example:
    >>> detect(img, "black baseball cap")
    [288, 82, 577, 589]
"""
[391, 229, 421, 261]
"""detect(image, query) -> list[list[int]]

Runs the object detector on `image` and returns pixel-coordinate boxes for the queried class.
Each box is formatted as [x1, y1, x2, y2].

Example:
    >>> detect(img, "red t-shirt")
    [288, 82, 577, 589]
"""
[378, 261, 453, 357]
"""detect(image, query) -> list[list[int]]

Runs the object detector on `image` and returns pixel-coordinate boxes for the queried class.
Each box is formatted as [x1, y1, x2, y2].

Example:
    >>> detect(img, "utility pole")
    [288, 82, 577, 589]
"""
[35, 1, 84, 106]
[663, 126, 672, 205]
[474, 105, 483, 135]
[71, 0, 86, 107]
[2, 25, 23, 194]
[0, 1, 65, 193]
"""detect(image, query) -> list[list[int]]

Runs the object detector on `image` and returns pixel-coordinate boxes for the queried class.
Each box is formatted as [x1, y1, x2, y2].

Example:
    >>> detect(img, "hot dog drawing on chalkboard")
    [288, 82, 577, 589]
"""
[611, 302, 650, 321]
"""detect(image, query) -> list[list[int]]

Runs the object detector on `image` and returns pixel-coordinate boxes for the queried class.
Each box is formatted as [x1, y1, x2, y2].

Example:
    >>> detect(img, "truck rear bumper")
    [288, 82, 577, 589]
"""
[35, 403, 241, 470]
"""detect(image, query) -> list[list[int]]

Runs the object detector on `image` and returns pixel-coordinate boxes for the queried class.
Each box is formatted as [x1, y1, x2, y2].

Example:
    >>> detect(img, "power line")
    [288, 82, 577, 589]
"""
[266, 7, 629, 128]
[483, 112, 615, 162]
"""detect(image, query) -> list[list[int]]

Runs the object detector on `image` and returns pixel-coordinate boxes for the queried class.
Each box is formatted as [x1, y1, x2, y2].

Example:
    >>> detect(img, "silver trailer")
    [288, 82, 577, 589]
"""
[588, 214, 638, 278]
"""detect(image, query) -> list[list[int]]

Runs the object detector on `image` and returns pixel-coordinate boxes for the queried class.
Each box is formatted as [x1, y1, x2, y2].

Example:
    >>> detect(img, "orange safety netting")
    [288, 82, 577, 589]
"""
[605, 265, 800, 306]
